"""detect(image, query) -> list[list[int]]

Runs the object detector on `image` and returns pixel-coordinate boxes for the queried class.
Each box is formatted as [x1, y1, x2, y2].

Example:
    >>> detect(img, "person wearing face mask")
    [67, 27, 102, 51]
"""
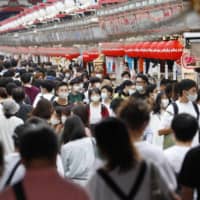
[149, 92, 170, 149]
[83, 77, 102, 104]
[53, 82, 69, 109]
[159, 79, 200, 147]
[87, 88, 109, 126]
[68, 78, 85, 104]
[50, 108, 62, 135]
[132, 74, 149, 100]
[114, 80, 134, 99]
[121, 71, 131, 81]
[101, 85, 113, 115]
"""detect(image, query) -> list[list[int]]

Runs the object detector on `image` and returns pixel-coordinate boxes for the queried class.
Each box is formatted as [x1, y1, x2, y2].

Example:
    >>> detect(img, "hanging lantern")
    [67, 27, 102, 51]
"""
[156, 41, 167, 60]
[148, 41, 159, 59]
[164, 40, 183, 61]
[140, 41, 152, 58]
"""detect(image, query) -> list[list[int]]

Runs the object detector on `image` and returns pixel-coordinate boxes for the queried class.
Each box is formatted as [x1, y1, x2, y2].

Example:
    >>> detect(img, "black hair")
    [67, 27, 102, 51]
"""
[121, 71, 131, 78]
[12, 87, 25, 103]
[118, 99, 150, 130]
[13, 124, 29, 148]
[46, 70, 56, 77]
[88, 88, 101, 99]
[21, 73, 32, 84]
[40, 80, 55, 92]
[136, 73, 149, 84]
[0, 87, 8, 99]
[6, 82, 17, 96]
[146, 84, 156, 94]
[55, 82, 68, 91]
[178, 79, 197, 96]
[70, 78, 81, 85]
[101, 85, 113, 94]
[110, 98, 123, 114]
[19, 125, 58, 164]
[94, 117, 137, 172]
[31, 99, 53, 120]
[171, 113, 198, 142]
[121, 80, 133, 90]
[61, 116, 86, 144]
[3, 69, 15, 78]
[90, 77, 101, 84]
[72, 104, 89, 127]
[153, 92, 164, 114]
[160, 79, 170, 86]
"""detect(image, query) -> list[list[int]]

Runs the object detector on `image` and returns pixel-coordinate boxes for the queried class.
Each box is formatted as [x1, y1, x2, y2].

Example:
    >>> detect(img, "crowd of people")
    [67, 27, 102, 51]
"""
[0, 57, 200, 199]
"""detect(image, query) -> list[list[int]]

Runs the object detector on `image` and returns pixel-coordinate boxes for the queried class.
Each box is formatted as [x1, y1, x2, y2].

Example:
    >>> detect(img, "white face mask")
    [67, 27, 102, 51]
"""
[136, 85, 144, 92]
[65, 73, 70, 78]
[73, 85, 79, 92]
[101, 92, 108, 100]
[58, 92, 68, 99]
[161, 99, 169, 108]
[79, 83, 84, 89]
[96, 74, 102, 79]
[95, 83, 101, 88]
[91, 95, 100, 102]
[61, 115, 67, 124]
[187, 93, 198, 102]
[123, 77, 129, 81]
[128, 89, 136, 96]
[50, 117, 60, 125]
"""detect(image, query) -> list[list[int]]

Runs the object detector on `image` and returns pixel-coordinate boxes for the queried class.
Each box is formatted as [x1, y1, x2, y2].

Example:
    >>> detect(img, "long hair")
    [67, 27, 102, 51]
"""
[61, 116, 86, 145]
[153, 92, 164, 115]
[94, 117, 138, 172]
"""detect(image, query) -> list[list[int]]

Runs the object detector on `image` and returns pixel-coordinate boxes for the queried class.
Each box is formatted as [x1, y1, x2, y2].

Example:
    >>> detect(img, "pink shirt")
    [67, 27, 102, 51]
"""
[0, 167, 90, 200]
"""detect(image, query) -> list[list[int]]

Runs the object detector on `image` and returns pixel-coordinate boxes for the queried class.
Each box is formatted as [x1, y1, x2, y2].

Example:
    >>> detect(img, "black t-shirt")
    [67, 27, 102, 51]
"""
[179, 146, 200, 200]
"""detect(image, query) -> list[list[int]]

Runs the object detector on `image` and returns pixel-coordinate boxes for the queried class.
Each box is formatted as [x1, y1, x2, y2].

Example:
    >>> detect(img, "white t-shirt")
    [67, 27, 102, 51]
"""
[161, 100, 200, 146]
[33, 93, 54, 108]
[0, 152, 25, 191]
[0, 116, 23, 155]
[61, 137, 96, 186]
[89, 104, 102, 125]
[149, 111, 165, 149]
[135, 141, 177, 191]
[164, 145, 190, 174]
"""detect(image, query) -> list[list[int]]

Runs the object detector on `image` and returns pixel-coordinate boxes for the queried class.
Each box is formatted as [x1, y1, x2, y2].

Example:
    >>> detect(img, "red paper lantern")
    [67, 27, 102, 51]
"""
[156, 41, 167, 60]
[125, 43, 136, 57]
[102, 48, 125, 57]
[140, 42, 152, 58]
[164, 40, 183, 60]
[148, 42, 159, 59]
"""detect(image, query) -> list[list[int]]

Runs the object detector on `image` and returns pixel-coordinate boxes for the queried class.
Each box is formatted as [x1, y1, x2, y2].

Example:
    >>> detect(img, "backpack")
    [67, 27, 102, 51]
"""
[172, 102, 200, 142]
[98, 161, 147, 200]
[172, 102, 200, 120]
[40, 94, 56, 103]
[97, 162, 175, 200]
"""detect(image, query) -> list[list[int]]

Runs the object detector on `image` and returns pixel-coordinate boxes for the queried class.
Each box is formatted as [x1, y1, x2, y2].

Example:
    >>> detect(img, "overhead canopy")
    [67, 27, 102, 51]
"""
[0, 40, 184, 61]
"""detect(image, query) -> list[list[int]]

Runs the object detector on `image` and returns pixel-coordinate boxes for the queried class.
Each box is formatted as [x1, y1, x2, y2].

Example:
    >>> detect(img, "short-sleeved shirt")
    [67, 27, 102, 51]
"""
[68, 93, 85, 104]
[161, 100, 200, 146]
[179, 146, 200, 200]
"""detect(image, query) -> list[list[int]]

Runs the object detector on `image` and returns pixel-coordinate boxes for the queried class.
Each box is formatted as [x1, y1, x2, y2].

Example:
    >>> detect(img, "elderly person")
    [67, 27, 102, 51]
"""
[0, 99, 23, 155]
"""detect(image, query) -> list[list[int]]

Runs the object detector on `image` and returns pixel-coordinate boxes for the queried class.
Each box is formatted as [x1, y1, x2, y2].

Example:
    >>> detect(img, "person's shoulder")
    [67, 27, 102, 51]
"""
[0, 186, 15, 200]
[164, 146, 177, 157]
[185, 146, 200, 158]
[61, 178, 89, 199]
